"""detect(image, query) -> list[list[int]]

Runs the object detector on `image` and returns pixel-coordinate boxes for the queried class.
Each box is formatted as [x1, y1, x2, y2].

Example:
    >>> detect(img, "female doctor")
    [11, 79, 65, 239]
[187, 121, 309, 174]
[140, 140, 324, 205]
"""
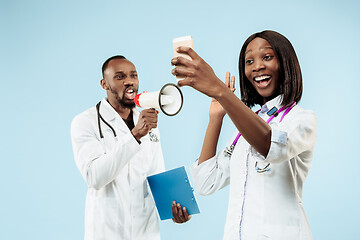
[171, 30, 317, 239]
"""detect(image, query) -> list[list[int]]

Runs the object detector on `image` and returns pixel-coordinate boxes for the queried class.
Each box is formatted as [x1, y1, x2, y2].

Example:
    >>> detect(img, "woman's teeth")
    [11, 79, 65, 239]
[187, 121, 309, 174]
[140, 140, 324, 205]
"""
[254, 75, 271, 82]
[254, 75, 272, 88]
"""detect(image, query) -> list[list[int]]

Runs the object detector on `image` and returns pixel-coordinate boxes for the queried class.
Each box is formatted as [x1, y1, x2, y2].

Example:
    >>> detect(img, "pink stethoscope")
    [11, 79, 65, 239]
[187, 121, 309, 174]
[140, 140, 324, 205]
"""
[224, 101, 296, 173]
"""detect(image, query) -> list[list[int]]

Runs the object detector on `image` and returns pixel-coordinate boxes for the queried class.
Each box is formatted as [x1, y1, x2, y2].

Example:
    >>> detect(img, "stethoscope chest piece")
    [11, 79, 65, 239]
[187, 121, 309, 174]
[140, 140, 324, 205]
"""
[149, 131, 159, 142]
[224, 145, 235, 158]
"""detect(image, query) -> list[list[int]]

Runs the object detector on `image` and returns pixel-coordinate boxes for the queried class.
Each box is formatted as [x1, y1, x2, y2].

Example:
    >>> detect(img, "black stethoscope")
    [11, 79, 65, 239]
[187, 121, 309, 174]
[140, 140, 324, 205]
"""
[96, 101, 159, 142]
[96, 101, 116, 139]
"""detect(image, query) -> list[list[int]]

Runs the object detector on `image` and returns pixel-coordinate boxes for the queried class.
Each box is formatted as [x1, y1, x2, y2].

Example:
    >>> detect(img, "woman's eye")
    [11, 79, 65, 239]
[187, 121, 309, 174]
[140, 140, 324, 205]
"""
[264, 55, 273, 61]
[245, 59, 253, 65]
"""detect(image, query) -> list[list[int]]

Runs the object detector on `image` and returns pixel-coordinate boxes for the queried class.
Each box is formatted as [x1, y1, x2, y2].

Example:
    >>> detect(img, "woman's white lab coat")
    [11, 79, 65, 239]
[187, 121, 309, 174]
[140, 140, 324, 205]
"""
[191, 96, 317, 240]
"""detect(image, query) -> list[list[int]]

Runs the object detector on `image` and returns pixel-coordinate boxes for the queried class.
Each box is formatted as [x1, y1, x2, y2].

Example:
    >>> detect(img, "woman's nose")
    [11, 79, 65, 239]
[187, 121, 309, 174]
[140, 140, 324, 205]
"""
[252, 60, 265, 72]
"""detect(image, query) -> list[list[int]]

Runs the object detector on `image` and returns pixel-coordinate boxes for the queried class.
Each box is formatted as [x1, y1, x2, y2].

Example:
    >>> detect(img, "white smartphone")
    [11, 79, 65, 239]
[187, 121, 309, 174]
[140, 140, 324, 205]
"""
[173, 35, 193, 81]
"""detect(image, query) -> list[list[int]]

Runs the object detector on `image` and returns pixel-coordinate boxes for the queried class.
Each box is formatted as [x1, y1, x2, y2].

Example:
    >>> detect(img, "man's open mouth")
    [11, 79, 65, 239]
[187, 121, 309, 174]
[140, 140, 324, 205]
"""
[124, 88, 136, 100]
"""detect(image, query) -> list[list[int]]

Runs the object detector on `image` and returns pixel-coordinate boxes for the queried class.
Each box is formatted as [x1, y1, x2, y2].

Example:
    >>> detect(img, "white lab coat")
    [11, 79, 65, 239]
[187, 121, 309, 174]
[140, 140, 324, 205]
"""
[191, 96, 317, 240]
[71, 98, 165, 240]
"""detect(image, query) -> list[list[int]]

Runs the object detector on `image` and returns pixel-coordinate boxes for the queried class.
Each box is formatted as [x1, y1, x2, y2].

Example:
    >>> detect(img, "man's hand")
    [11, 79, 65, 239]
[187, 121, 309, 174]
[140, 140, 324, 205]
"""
[131, 108, 158, 142]
[172, 201, 191, 223]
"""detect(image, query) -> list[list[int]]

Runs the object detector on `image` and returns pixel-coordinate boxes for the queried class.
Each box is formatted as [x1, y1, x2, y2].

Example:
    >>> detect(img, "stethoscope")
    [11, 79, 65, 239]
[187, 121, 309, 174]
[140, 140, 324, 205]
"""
[96, 101, 159, 142]
[224, 101, 296, 173]
[96, 101, 116, 139]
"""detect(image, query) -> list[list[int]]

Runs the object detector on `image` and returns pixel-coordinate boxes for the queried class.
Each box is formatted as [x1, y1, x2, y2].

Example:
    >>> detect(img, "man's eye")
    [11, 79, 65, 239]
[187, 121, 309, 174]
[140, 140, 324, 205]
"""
[131, 74, 138, 78]
[245, 59, 253, 65]
[115, 74, 125, 79]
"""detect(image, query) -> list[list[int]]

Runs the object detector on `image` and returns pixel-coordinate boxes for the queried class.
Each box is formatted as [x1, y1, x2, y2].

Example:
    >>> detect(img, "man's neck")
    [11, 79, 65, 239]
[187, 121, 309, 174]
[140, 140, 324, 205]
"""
[107, 99, 132, 119]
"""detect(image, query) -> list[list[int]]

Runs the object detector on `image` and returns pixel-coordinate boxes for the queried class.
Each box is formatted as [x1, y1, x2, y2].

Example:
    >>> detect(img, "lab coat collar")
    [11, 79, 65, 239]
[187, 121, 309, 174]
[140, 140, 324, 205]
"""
[100, 98, 139, 124]
[260, 95, 284, 114]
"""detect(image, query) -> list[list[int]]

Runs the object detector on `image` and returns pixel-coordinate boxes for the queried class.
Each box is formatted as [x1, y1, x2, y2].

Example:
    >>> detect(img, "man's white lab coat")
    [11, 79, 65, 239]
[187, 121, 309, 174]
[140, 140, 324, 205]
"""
[71, 98, 164, 240]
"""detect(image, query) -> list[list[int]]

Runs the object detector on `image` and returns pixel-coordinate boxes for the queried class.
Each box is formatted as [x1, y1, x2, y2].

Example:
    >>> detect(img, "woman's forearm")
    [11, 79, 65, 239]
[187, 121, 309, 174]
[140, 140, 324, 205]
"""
[215, 86, 271, 157]
[198, 116, 223, 164]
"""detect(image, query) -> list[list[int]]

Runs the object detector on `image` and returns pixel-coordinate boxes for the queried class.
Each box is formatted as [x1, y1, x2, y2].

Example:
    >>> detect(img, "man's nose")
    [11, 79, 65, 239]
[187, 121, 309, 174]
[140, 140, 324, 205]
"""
[124, 77, 134, 85]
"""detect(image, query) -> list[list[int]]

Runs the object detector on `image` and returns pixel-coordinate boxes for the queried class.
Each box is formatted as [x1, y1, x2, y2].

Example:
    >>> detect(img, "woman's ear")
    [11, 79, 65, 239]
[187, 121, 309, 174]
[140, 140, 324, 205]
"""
[100, 79, 109, 90]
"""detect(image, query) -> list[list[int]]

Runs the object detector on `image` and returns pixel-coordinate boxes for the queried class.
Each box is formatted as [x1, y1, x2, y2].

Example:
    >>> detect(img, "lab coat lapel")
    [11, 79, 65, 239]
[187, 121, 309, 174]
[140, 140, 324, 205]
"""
[264, 95, 284, 113]
[132, 107, 140, 126]
[100, 98, 139, 135]
[100, 98, 117, 122]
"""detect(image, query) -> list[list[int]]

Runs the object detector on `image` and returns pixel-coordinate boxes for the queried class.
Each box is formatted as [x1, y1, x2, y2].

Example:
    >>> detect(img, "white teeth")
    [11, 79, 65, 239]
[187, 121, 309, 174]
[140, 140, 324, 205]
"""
[127, 89, 134, 93]
[254, 75, 270, 81]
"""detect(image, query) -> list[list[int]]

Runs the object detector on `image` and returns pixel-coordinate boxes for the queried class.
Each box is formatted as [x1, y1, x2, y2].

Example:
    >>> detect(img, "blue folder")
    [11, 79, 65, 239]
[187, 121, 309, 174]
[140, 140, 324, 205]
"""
[147, 166, 200, 220]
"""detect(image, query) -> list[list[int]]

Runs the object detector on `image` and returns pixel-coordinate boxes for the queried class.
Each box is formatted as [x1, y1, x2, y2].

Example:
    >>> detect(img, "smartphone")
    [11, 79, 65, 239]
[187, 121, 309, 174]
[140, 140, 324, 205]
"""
[173, 35, 193, 81]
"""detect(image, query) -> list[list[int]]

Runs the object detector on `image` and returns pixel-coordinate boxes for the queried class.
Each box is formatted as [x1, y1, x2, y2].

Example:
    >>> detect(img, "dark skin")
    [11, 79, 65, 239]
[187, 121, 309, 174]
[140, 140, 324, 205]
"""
[182, 38, 280, 164]
[171, 45, 273, 158]
[101, 58, 190, 223]
[101, 58, 158, 142]
[172, 201, 191, 223]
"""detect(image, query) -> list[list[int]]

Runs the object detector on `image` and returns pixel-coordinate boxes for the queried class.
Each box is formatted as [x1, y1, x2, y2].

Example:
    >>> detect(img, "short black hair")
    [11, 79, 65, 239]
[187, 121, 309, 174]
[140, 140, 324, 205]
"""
[102, 55, 126, 77]
[238, 30, 303, 108]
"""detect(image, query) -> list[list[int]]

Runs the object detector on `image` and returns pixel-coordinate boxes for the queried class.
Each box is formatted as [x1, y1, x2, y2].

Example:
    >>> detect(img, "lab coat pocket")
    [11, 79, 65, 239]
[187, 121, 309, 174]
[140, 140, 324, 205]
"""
[143, 177, 149, 198]
[101, 128, 117, 152]
[143, 175, 155, 210]
[260, 224, 300, 240]
[138, 181, 155, 221]
[87, 196, 120, 234]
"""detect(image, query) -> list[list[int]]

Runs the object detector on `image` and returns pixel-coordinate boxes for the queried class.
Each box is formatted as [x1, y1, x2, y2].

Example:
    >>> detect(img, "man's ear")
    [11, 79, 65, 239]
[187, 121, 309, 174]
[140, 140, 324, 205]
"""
[100, 79, 109, 90]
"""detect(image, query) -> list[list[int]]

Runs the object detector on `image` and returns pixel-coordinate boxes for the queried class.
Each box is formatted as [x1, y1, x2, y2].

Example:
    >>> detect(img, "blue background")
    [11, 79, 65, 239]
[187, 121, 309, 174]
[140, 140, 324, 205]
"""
[1, 0, 359, 239]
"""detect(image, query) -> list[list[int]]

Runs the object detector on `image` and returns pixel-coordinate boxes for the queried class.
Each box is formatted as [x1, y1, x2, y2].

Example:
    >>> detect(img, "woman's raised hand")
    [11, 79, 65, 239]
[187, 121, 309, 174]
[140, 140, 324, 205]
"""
[209, 72, 236, 120]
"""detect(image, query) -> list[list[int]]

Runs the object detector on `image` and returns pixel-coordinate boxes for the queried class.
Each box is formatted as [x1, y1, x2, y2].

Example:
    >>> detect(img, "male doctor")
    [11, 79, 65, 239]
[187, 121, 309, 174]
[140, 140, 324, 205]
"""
[71, 55, 190, 240]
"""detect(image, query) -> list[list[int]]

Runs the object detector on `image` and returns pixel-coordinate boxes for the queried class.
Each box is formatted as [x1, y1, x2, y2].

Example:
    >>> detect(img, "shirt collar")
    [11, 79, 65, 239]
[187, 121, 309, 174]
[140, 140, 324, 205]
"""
[100, 98, 139, 123]
[260, 95, 284, 114]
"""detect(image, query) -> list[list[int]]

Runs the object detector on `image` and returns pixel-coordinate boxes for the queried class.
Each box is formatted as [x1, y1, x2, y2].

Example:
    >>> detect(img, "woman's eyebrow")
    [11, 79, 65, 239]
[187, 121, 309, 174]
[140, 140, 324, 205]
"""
[245, 46, 273, 56]
[245, 50, 252, 56]
[261, 46, 273, 51]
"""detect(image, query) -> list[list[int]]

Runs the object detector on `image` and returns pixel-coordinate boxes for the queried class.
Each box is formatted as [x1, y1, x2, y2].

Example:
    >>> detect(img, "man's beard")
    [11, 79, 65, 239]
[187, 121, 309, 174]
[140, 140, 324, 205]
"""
[109, 86, 136, 109]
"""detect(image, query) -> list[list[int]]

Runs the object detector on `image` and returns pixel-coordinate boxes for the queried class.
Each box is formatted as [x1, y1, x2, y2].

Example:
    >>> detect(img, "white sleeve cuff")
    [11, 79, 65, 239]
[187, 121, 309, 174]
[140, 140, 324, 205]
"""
[250, 124, 288, 163]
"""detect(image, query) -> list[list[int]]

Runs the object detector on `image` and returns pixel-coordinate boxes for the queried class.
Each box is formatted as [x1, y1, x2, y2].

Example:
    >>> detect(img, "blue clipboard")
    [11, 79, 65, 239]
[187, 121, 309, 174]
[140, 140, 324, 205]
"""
[147, 166, 200, 220]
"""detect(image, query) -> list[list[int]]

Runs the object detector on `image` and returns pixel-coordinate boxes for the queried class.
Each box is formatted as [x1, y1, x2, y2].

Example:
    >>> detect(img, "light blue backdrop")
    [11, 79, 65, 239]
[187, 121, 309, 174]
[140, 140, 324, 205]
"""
[1, 0, 359, 239]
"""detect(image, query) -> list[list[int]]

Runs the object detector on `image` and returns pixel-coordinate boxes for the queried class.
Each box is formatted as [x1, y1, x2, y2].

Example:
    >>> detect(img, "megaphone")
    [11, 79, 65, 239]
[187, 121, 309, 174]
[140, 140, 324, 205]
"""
[134, 83, 183, 116]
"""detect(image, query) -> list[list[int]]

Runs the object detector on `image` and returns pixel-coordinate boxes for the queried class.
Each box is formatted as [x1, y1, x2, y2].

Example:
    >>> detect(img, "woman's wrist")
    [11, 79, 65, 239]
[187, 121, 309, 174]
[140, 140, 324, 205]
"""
[213, 82, 232, 100]
[208, 115, 224, 126]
